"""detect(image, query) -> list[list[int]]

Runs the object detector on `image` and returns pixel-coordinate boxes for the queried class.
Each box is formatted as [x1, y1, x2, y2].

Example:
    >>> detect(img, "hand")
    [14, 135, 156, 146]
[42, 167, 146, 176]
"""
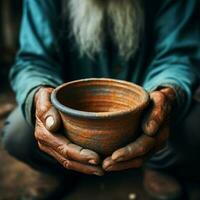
[103, 87, 176, 172]
[34, 87, 104, 176]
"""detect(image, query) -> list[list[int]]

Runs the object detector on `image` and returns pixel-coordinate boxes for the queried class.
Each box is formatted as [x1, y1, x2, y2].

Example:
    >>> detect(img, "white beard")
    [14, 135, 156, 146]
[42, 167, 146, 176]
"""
[68, 0, 144, 61]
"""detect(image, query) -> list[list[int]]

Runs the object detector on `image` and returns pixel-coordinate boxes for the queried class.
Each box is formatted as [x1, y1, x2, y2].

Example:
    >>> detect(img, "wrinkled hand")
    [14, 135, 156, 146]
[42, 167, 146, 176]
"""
[34, 87, 104, 176]
[103, 87, 176, 172]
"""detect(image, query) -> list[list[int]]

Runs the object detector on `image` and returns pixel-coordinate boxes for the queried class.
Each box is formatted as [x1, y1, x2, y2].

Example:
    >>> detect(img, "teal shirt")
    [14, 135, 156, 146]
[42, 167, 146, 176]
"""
[10, 0, 200, 124]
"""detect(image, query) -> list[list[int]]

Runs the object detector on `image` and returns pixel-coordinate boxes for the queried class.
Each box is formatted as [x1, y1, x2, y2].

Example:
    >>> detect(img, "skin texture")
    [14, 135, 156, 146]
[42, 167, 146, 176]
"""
[34, 87, 104, 176]
[34, 86, 176, 174]
[102, 87, 176, 171]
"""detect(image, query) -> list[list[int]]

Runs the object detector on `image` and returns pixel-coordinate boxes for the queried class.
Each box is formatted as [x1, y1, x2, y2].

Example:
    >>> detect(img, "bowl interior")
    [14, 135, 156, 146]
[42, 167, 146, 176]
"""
[53, 79, 148, 114]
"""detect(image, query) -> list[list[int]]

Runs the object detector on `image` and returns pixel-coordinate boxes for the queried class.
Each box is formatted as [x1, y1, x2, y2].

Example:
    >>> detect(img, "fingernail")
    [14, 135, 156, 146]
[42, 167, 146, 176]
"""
[46, 116, 54, 129]
[115, 156, 124, 162]
[89, 159, 97, 165]
[93, 171, 103, 176]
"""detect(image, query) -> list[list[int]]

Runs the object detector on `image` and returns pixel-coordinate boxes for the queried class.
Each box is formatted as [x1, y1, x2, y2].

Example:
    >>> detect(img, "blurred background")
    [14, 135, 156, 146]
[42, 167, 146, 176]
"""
[0, 0, 22, 90]
[0, 0, 199, 200]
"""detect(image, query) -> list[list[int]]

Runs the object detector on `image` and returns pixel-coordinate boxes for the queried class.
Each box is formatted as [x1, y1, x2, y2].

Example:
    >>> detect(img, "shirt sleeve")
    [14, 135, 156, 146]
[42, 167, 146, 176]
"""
[143, 0, 200, 121]
[9, 0, 63, 124]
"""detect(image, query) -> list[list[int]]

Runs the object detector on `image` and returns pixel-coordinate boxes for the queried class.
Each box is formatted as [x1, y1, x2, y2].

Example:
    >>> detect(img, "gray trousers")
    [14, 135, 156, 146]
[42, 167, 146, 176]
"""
[1, 90, 200, 176]
[1, 108, 70, 176]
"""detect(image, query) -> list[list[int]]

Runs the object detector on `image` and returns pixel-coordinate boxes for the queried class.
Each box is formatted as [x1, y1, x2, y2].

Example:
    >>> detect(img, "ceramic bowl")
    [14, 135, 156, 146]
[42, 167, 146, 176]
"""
[51, 78, 149, 156]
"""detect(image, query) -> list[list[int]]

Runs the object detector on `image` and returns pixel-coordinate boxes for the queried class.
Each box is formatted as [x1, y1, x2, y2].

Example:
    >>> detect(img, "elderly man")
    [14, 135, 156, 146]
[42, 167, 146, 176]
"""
[1, 0, 200, 199]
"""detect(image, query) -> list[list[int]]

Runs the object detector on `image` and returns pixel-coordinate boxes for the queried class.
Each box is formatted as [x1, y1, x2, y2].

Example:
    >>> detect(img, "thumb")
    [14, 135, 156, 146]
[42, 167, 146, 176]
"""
[35, 87, 61, 132]
[44, 107, 62, 132]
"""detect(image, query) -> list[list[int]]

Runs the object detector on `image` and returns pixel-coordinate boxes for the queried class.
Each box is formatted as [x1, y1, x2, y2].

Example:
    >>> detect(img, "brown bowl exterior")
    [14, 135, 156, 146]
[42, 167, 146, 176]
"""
[60, 111, 141, 155]
[51, 78, 149, 156]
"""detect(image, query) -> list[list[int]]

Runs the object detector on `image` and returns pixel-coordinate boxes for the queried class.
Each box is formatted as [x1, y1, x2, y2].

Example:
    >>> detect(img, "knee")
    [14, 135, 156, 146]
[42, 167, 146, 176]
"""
[1, 127, 18, 156]
[1, 127, 34, 162]
[1, 108, 35, 161]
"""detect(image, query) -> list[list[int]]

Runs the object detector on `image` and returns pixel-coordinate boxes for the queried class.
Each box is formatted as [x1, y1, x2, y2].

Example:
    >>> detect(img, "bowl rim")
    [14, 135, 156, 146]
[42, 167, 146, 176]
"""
[51, 78, 149, 119]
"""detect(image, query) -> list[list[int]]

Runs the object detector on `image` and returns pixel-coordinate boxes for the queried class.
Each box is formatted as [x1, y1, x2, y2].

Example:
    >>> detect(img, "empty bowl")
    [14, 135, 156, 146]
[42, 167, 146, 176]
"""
[51, 78, 149, 156]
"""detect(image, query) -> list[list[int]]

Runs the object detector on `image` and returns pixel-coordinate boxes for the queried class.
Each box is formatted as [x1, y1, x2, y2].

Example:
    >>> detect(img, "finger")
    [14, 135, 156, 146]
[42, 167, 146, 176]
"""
[102, 156, 115, 169]
[55, 138, 101, 165]
[111, 134, 155, 162]
[38, 142, 104, 176]
[103, 156, 144, 171]
[159, 87, 176, 103]
[35, 88, 54, 117]
[142, 91, 171, 136]
[44, 107, 62, 132]
[35, 88, 62, 132]
[154, 123, 170, 152]
[35, 124, 100, 165]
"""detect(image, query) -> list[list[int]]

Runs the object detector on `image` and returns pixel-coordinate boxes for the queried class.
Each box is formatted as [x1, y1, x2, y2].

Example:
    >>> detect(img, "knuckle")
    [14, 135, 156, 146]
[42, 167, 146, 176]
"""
[34, 130, 43, 141]
[152, 91, 166, 103]
[57, 145, 68, 156]
[160, 88, 176, 102]
[80, 148, 87, 155]
[40, 105, 50, 114]
[62, 160, 70, 169]
[36, 108, 49, 122]
[37, 133, 48, 143]
[37, 88, 49, 98]
[127, 145, 133, 155]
